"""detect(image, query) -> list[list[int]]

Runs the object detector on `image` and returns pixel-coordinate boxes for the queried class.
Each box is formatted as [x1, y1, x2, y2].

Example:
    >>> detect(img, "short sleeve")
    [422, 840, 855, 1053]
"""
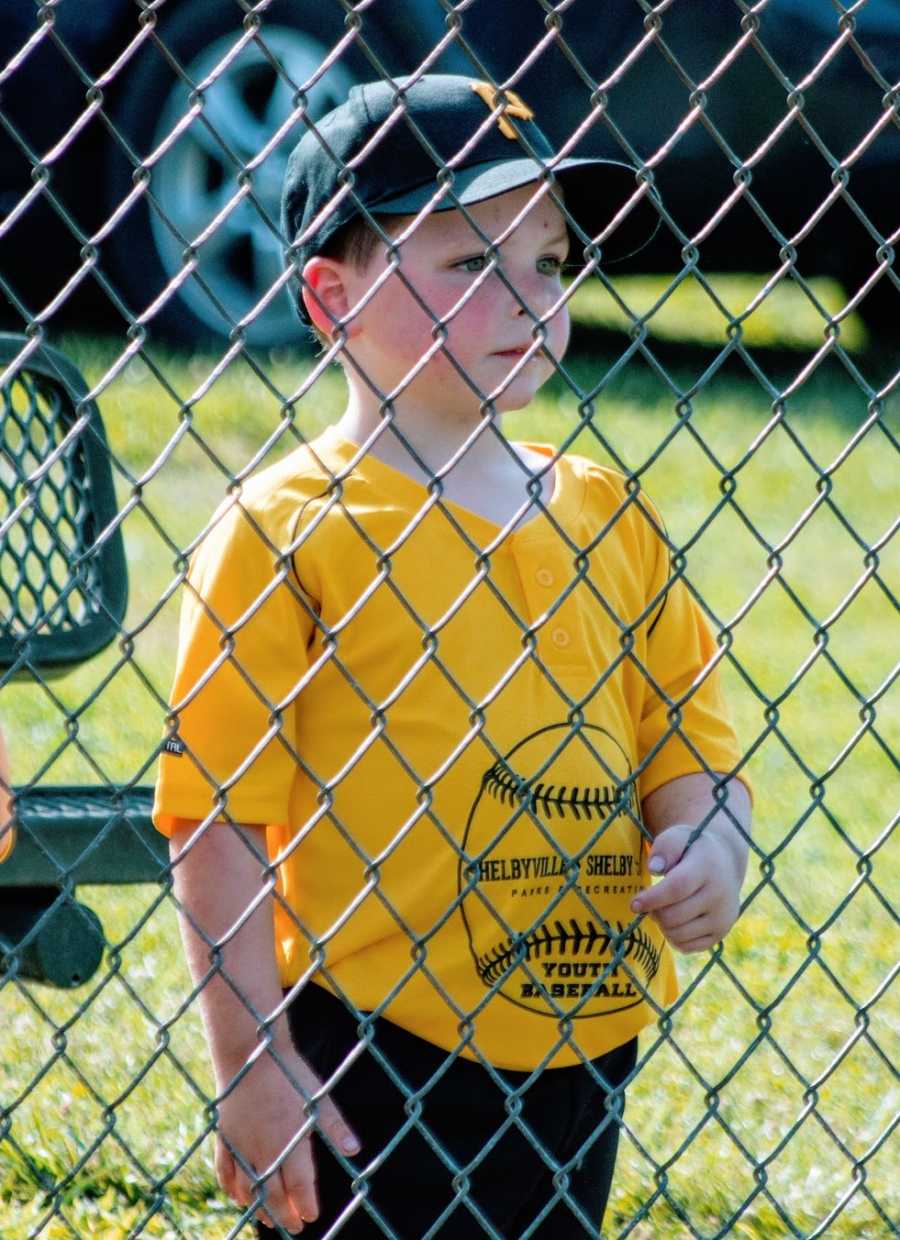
[635, 505, 746, 800]
[153, 499, 315, 834]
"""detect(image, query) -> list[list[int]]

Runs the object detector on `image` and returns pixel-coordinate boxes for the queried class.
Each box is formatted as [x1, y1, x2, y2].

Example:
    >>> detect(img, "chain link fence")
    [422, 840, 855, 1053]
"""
[1, 1, 898, 1237]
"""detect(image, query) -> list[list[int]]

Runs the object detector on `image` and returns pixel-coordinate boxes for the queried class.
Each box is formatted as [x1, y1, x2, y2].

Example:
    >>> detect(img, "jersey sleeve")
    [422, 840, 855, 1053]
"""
[634, 499, 747, 801]
[153, 498, 315, 835]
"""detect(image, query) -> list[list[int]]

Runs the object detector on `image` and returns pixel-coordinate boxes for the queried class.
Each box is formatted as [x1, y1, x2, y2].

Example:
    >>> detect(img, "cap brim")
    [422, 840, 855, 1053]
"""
[373, 155, 660, 263]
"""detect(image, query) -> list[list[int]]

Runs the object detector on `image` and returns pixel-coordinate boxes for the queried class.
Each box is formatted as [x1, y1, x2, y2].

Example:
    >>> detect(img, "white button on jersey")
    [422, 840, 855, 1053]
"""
[551, 627, 571, 648]
[535, 567, 554, 587]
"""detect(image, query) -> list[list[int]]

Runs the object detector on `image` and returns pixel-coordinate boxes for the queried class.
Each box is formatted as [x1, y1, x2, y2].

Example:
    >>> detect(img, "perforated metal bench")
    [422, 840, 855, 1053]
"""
[0, 333, 164, 988]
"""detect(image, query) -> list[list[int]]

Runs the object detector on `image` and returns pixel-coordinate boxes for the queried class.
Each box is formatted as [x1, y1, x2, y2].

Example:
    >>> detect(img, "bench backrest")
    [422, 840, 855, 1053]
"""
[0, 334, 127, 677]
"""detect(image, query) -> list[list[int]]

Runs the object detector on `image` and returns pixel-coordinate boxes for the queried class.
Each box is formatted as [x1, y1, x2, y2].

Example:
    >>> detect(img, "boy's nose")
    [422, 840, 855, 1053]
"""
[511, 275, 560, 322]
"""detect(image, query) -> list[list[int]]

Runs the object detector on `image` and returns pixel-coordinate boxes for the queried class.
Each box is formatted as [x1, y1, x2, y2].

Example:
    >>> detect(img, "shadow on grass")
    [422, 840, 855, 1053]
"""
[567, 321, 900, 402]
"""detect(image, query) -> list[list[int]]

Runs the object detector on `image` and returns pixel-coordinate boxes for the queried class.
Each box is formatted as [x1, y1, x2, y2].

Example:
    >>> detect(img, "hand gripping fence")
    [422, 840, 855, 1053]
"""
[0, 2, 897, 1237]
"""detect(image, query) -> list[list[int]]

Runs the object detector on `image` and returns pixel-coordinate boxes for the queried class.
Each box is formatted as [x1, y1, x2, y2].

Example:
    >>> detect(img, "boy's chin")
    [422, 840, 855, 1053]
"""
[490, 375, 552, 413]
[492, 393, 535, 414]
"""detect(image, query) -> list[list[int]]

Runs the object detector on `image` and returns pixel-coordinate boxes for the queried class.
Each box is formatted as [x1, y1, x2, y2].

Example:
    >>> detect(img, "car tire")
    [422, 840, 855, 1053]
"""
[101, 0, 369, 348]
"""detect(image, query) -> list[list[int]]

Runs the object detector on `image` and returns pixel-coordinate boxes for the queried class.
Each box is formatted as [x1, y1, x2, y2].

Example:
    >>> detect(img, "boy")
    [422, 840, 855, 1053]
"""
[154, 75, 751, 1237]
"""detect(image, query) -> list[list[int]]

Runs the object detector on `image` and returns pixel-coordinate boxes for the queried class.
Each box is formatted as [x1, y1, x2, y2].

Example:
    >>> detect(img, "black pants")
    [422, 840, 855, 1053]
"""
[255, 985, 636, 1238]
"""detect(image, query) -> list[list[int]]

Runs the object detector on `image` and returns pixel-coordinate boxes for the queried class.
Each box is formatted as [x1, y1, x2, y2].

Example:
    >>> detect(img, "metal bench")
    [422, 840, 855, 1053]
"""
[0, 333, 165, 988]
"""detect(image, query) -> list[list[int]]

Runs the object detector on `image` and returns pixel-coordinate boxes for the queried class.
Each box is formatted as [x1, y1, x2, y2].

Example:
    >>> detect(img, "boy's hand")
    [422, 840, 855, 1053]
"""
[630, 823, 743, 953]
[215, 1046, 360, 1233]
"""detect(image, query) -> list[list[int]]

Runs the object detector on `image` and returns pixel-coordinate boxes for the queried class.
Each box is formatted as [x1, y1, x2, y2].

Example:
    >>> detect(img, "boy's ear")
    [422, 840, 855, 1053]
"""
[301, 257, 353, 339]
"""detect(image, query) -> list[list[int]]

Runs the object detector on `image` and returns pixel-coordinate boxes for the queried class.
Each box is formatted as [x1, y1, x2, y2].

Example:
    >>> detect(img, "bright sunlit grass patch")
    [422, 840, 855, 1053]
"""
[568, 272, 868, 353]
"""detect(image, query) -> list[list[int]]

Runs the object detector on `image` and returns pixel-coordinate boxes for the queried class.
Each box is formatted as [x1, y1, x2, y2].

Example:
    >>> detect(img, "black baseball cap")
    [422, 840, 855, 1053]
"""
[281, 73, 660, 322]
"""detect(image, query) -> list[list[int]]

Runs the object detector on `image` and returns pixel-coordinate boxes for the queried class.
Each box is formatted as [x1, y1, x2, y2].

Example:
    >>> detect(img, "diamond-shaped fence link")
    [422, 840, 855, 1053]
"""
[0, 2, 897, 1237]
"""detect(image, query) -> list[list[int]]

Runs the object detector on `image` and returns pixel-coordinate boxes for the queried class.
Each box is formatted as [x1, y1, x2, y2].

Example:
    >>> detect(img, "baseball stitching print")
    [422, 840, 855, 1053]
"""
[459, 723, 665, 1018]
[476, 919, 661, 989]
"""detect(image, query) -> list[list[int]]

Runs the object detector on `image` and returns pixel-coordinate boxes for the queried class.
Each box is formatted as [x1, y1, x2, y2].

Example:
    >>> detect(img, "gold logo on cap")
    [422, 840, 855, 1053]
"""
[471, 81, 535, 140]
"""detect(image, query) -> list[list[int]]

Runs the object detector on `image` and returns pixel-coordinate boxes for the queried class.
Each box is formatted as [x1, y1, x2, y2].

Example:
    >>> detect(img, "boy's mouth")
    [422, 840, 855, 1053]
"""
[493, 346, 531, 358]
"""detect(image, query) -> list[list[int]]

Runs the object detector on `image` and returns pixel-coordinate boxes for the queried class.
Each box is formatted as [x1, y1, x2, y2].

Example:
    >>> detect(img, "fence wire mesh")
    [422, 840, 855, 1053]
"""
[0, 1, 898, 1238]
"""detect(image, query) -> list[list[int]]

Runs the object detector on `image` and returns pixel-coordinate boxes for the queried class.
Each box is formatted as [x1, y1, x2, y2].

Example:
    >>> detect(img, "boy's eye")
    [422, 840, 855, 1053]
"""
[454, 253, 565, 275]
[456, 255, 489, 273]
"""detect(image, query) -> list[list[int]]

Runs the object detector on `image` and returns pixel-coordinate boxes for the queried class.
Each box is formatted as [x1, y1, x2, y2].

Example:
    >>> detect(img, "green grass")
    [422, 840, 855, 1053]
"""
[1, 311, 897, 1238]
[568, 272, 869, 353]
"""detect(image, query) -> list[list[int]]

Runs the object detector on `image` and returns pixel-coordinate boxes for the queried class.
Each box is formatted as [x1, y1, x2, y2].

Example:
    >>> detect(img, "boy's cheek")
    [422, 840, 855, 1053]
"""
[532, 305, 570, 367]
[553, 307, 571, 358]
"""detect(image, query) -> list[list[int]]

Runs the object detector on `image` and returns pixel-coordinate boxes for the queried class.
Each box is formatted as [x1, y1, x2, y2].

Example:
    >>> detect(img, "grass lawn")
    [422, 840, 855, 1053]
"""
[1, 281, 897, 1238]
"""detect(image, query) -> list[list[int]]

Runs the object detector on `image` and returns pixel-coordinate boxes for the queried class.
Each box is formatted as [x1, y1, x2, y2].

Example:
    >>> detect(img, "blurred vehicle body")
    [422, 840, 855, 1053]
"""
[1, 0, 897, 347]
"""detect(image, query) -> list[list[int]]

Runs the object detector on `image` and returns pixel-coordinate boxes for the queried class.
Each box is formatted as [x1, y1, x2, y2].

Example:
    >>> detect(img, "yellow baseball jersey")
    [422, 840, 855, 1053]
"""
[154, 426, 744, 1069]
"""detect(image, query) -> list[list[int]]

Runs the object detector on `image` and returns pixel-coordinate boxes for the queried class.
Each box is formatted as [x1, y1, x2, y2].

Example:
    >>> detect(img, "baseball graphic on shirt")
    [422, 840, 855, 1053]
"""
[458, 723, 663, 1018]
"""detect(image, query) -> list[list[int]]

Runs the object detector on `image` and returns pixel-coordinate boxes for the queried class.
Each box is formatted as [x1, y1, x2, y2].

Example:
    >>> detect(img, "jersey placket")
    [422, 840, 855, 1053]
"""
[509, 533, 592, 688]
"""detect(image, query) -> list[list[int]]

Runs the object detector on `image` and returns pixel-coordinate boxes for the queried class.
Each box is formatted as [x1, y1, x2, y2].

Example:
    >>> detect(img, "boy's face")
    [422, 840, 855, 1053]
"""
[336, 183, 571, 416]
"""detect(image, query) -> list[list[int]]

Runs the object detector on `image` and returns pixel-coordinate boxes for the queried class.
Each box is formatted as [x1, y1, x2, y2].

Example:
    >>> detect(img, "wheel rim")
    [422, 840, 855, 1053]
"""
[149, 26, 356, 345]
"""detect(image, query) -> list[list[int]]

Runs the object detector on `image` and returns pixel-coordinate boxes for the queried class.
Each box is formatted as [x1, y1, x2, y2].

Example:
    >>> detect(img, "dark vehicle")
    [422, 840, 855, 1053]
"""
[1, 0, 898, 348]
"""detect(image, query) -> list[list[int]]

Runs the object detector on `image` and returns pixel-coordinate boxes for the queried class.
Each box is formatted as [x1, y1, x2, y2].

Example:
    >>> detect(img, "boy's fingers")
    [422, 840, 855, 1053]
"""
[281, 1139, 320, 1224]
[316, 1094, 362, 1157]
[252, 1202, 278, 1234]
[230, 1157, 304, 1234]
[257, 1168, 304, 1234]
[661, 913, 712, 949]
[672, 929, 721, 953]
[228, 1158, 291, 1234]
[632, 857, 702, 914]
[646, 824, 692, 877]
[280, 1069, 361, 1226]
[229, 1162, 255, 1210]
[650, 890, 709, 933]
[292, 1056, 360, 1158]
[215, 1140, 239, 1201]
